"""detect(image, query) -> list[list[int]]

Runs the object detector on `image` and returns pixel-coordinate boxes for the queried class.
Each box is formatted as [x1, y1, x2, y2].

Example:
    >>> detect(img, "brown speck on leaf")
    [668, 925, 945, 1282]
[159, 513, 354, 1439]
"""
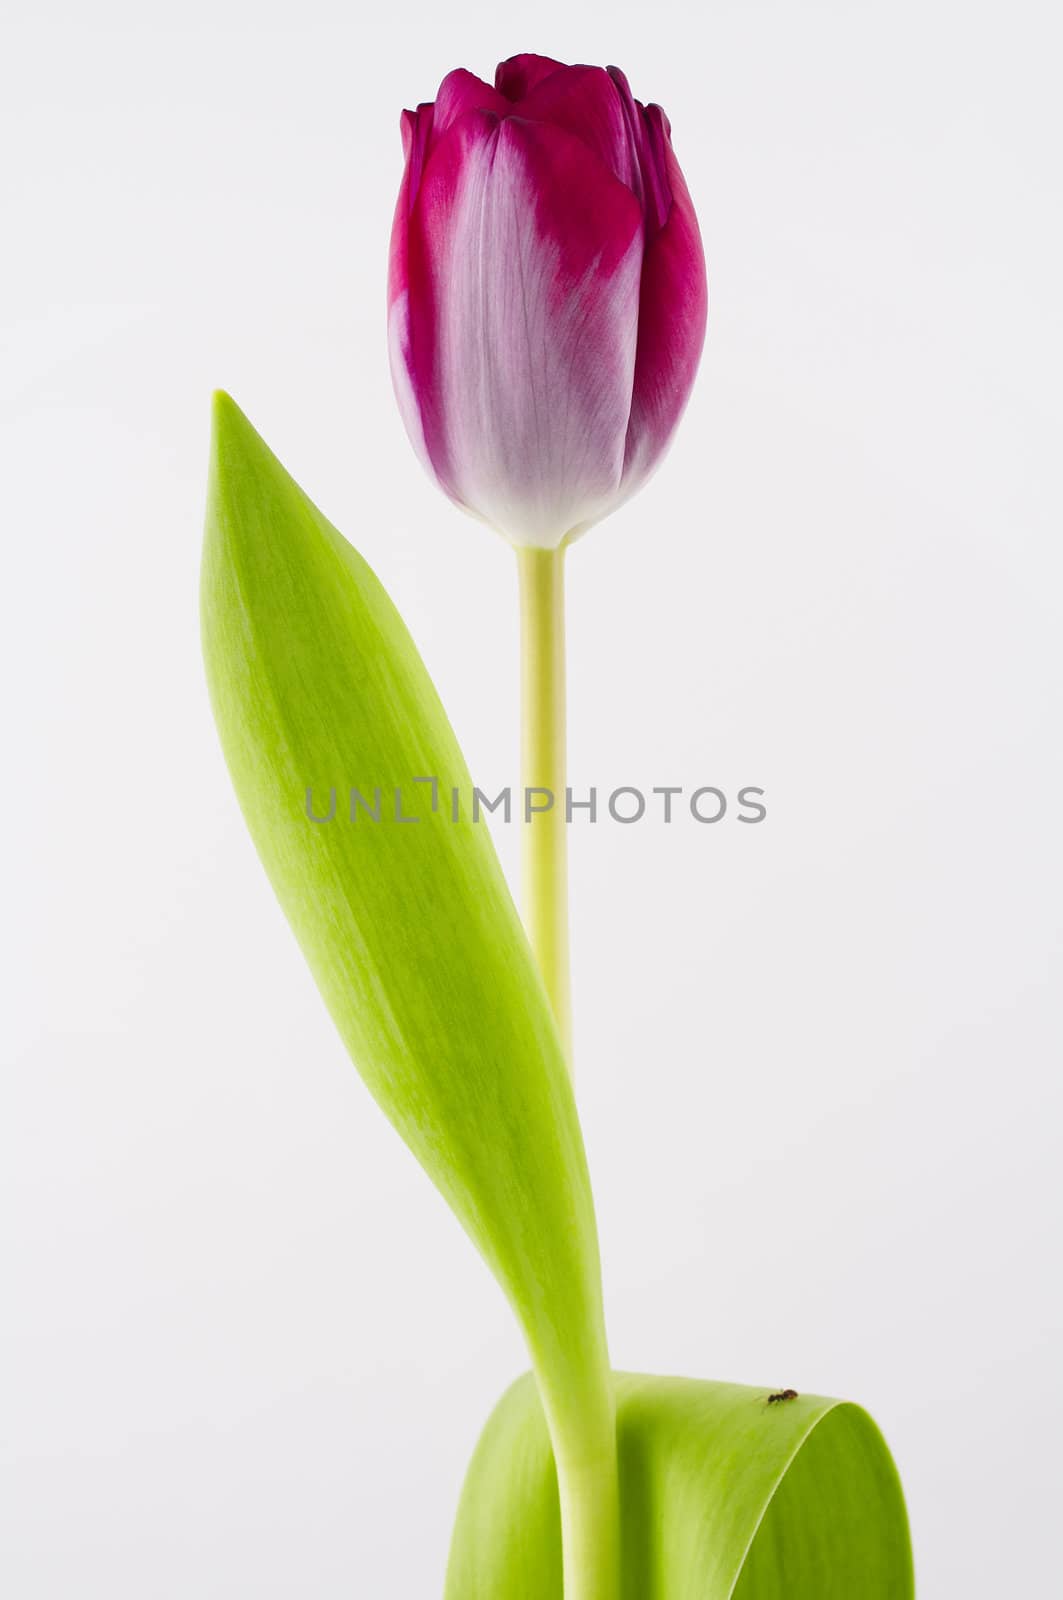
[767, 1388, 799, 1404]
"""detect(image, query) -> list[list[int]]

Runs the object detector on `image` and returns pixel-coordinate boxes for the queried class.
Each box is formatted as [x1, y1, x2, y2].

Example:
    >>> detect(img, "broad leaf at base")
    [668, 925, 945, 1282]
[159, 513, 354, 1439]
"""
[447, 1371, 913, 1599]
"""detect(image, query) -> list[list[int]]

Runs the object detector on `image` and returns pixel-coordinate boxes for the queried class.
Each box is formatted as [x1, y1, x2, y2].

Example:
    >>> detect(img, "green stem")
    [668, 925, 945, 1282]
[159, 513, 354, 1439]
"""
[518, 544, 619, 1600]
[554, 1433, 621, 1600]
[517, 546, 573, 1069]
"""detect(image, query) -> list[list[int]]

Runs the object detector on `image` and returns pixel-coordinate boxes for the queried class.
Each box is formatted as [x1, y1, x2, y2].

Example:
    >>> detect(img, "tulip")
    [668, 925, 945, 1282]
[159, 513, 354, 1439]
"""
[388, 53, 707, 549]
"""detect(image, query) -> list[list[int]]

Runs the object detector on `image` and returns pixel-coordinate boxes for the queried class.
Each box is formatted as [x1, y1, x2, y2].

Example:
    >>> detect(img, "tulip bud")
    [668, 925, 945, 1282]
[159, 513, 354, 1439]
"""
[388, 54, 707, 548]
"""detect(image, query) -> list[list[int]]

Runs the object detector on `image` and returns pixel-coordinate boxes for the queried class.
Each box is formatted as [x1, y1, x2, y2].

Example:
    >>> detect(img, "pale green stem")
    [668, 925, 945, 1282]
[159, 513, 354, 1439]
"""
[517, 546, 573, 1069]
[553, 1432, 621, 1600]
[518, 544, 620, 1600]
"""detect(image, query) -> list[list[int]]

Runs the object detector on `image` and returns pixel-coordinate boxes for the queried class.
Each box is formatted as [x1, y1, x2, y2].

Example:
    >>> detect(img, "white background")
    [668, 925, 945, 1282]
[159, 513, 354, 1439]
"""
[3, 1, 1060, 1594]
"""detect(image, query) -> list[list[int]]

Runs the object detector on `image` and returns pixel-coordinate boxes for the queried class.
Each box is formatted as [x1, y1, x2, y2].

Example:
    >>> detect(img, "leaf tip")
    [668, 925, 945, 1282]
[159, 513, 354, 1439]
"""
[208, 388, 254, 471]
[204, 390, 277, 559]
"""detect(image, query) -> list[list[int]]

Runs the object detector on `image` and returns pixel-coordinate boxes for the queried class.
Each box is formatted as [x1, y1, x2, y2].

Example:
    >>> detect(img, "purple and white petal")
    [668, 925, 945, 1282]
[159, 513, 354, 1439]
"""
[402, 110, 644, 546]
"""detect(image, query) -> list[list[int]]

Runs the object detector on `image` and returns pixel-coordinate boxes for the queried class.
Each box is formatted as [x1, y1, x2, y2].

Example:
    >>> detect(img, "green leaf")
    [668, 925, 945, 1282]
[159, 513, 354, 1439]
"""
[200, 394, 618, 1596]
[447, 1371, 913, 1600]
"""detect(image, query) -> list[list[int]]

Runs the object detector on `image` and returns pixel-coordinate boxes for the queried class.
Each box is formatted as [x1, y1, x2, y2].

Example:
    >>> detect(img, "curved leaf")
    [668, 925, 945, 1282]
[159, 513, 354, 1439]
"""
[447, 1371, 913, 1599]
[200, 394, 618, 1588]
